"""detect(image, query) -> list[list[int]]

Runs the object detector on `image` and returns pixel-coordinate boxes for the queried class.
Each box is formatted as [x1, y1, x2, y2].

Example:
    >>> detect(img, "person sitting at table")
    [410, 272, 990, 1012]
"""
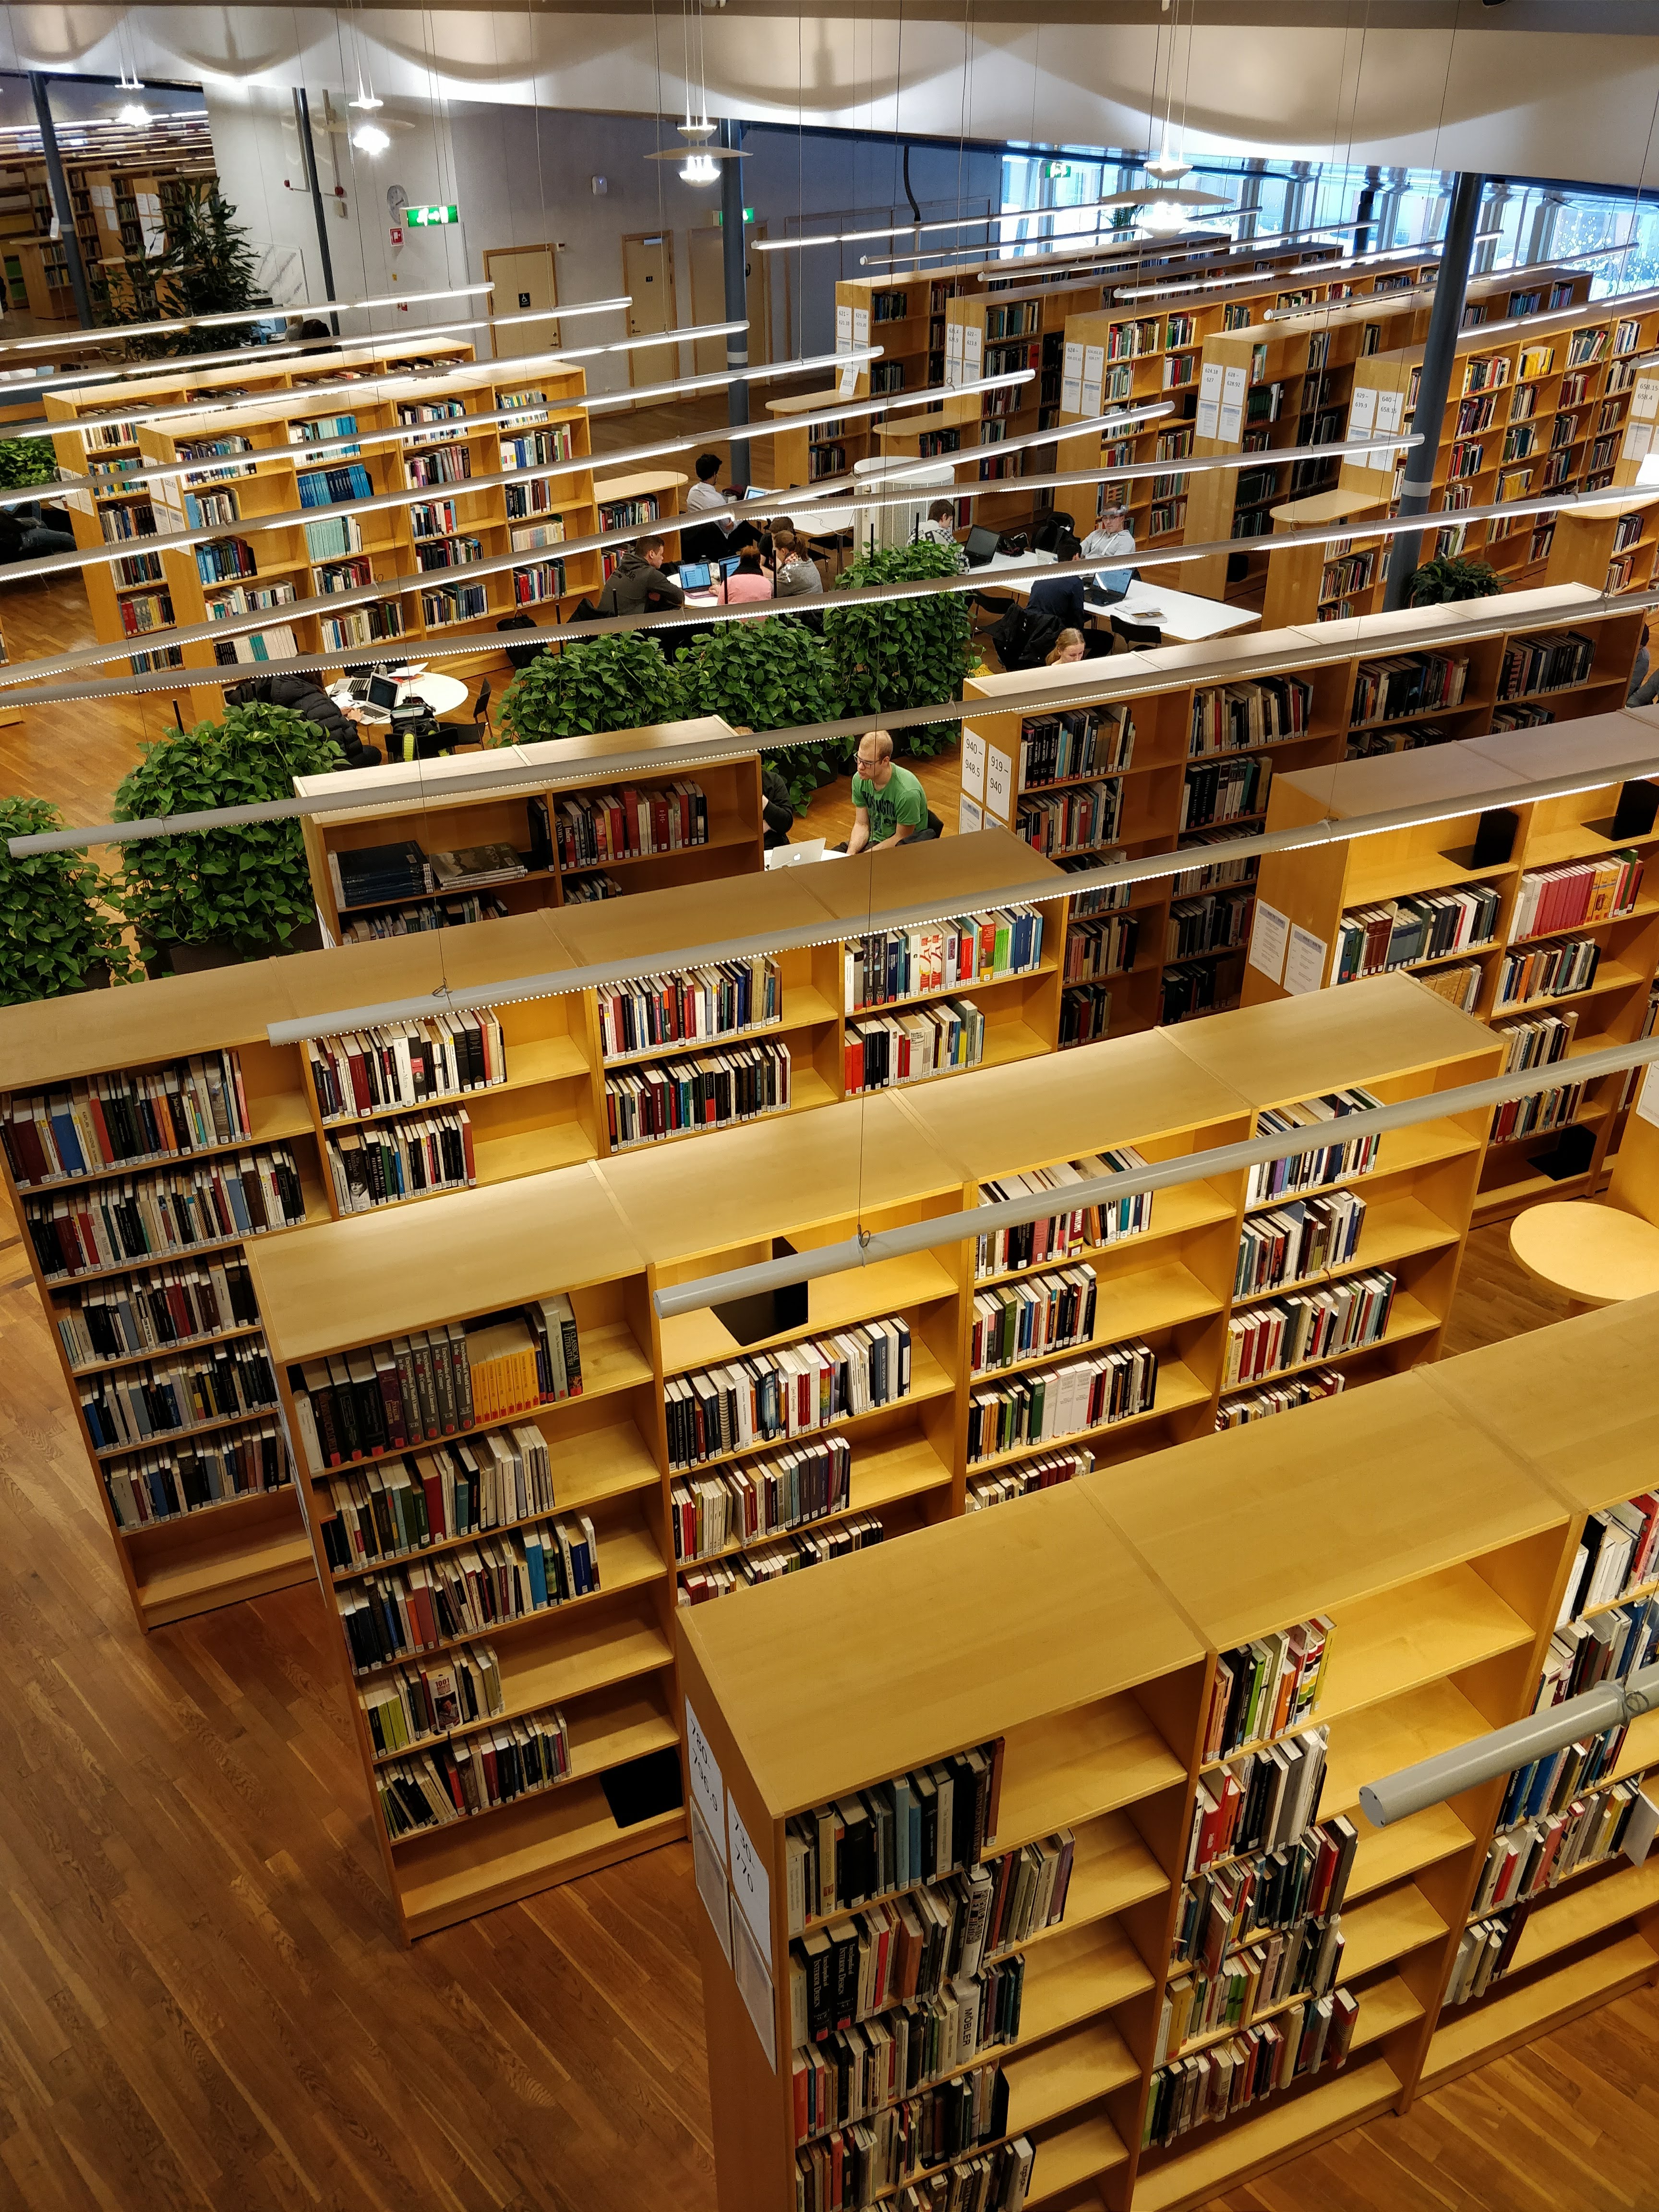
[597, 535, 686, 619]
[1046, 628, 1087, 666]
[1083, 504, 1137, 595]
[682, 451, 759, 562]
[1024, 537, 1089, 632]
[771, 530, 823, 598]
[226, 673, 382, 769]
[918, 499, 966, 567]
[717, 547, 774, 603]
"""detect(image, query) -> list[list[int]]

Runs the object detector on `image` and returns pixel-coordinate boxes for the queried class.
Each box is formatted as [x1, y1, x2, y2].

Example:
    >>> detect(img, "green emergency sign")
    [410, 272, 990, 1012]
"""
[406, 204, 459, 228]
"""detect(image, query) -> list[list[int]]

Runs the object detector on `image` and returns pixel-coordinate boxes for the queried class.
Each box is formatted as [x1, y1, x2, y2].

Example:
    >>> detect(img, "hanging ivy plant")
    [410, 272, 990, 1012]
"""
[822, 539, 974, 759]
[0, 796, 136, 1003]
[497, 631, 685, 743]
[673, 615, 841, 813]
[112, 704, 345, 963]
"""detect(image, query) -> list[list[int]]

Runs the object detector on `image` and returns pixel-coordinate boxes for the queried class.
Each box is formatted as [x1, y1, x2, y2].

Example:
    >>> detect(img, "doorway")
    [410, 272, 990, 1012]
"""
[483, 244, 558, 361]
[621, 232, 679, 389]
[688, 220, 770, 377]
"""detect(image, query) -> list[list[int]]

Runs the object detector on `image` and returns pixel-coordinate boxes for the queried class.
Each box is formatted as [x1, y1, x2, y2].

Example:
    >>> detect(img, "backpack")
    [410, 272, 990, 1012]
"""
[988, 604, 1062, 671]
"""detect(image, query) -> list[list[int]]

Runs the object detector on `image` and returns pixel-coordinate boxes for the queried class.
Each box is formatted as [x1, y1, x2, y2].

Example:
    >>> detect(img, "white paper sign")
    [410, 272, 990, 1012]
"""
[1199, 361, 1224, 406]
[852, 307, 870, 350]
[959, 796, 985, 836]
[1632, 374, 1659, 421]
[1195, 399, 1220, 441]
[1221, 363, 1247, 407]
[1636, 1062, 1659, 1131]
[1061, 378, 1083, 415]
[1347, 385, 1378, 437]
[1284, 925, 1329, 996]
[1083, 344, 1106, 388]
[1376, 389, 1404, 436]
[946, 319, 964, 361]
[62, 486, 95, 517]
[1217, 402, 1243, 443]
[984, 745, 1014, 825]
[1064, 341, 1084, 379]
[837, 359, 860, 399]
[685, 1697, 725, 1846]
[1248, 901, 1290, 985]
[960, 726, 986, 801]
[1623, 1785, 1659, 1863]
[963, 327, 983, 376]
[1623, 422, 1654, 464]
[732, 1909, 777, 2070]
[728, 1799, 772, 1957]
[1081, 378, 1104, 416]
[835, 303, 853, 353]
[690, 1800, 733, 1964]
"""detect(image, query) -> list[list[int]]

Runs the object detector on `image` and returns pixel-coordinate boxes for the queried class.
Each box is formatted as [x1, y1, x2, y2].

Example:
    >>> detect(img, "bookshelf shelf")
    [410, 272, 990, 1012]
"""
[94, 1405, 280, 1463]
[132, 1512, 316, 1630]
[1006, 2017, 1144, 2127]
[1132, 2059, 1403, 2212]
[1340, 1884, 1449, 1980]
[1349, 1976, 1425, 2050]
[1319, 1677, 1494, 1822]
[1419, 1933, 1658, 2092]
[66, 1320, 268, 1380]
[1023, 1920, 1159, 2037]
[997, 1697, 1190, 1845]
[1023, 2112, 1131, 2204]
[1315, 1563, 1535, 1725]
[659, 1253, 957, 1374]
[1346, 1803, 1473, 1901]
[967, 1358, 1214, 1473]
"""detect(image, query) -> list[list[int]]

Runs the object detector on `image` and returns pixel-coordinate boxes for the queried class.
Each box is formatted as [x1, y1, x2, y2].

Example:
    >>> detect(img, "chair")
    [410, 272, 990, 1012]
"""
[445, 679, 493, 750]
[1111, 615, 1163, 651]
[1031, 510, 1076, 555]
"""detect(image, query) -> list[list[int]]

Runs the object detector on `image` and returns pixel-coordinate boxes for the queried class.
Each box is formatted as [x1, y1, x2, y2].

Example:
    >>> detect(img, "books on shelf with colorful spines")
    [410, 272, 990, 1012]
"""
[966, 1339, 1157, 1462]
[1016, 778, 1121, 858]
[678, 1514, 885, 1604]
[1334, 883, 1503, 985]
[22, 1149, 309, 1279]
[1511, 853, 1645, 941]
[1058, 986, 1111, 1049]
[1556, 1493, 1659, 1624]
[671, 1433, 851, 1563]
[973, 1148, 1151, 1278]
[78, 1338, 279, 1451]
[1160, 1909, 1344, 2060]
[1172, 832, 1261, 896]
[340, 893, 510, 943]
[1015, 705, 1134, 789]
[665, 1317, 914, 1472]
[1246, 1089, 1382, 1208]
[1497, 630, 1597, 699]
[1495, 935, 1601, 1007]
[1217, 1370, 1346, 1430]
[844, 909, 1045, 1011]
[607, 1041, 792, 1149]
[336, 1513, 601, 1671]
[1223, 1271, 1397, 1389]
[785, 1740, 1010, 1932]
[1173, 1817, 1357, 1980]
[1, 1049, 252, 1185]
[1181, 755, 1270, 830]
[289, 1298, 582, 1473]
[1204, 1618, 1334, 1766]
[1142, 1987, 1358, 2146]
[1189, 676, 1314, 759]
[1447, 1910, 1528, 2004]
[845, 1002, 985, 1094]
[1467, 1779, 1647, 1926]
[360, 1637, 503, 1756]
[1234, 1192, 1365, 1300]
[378, 1702, 573, 1836]
[54, 1255, 260, 1368]
[794, 2066, 1013, 2212]
[555, 781, 709, 866]
[970, 1265, 1097, 1375]
[1493, 1008, 1577, 1074]
[406, 445, 472, 488]
[1536, 1594, 1658, 1711]
[307, 1010, 507, 1122]
[599, 957, 781, 1059]
[967, 1447, 1096, 1509]
[324, 1109, 477, 1212]
[1167, 892, 1253, 963]
[1188, 1723, 1331, 1879]
[102, 1420, 290, 1531]
[1349, 652, 1469, 726]
[1495, 1714, 1629, 1832]
[1064, 911, 1139, 982]
[298, 461, 374, 506]
[318, 1422, 557, 1573]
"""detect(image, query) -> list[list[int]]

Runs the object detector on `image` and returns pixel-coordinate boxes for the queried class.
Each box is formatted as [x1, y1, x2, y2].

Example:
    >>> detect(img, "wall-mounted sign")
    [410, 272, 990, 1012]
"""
[406, 204, 459, 228]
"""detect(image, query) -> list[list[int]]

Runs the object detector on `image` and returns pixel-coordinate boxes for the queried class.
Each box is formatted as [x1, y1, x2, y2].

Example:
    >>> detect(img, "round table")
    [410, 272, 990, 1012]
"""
[1508, 1199, 1659, 1313]
[328, 672, 470, 722]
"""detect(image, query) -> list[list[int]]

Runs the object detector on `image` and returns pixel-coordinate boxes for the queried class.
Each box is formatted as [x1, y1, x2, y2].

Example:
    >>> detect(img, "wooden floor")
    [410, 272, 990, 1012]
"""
[1, 564, 1655, 2211]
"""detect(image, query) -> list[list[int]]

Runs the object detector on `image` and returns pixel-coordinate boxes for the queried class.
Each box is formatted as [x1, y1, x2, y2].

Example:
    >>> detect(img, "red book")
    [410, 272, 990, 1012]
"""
[417, 1459, 447, 1541]
[458, 1113, 477, 1184]
[3, 1106, 49, 1186]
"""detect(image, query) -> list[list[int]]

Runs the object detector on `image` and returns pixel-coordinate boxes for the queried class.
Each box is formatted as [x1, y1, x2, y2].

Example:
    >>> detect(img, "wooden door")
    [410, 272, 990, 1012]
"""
[483, 244, 558, 360]
[621, 231, 678, 388]
[688, 220, 771, 376]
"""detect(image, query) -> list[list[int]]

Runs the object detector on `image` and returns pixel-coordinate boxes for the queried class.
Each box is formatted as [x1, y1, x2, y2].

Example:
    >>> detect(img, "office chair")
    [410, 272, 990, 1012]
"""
[1110, 615, 1164, 651]
[445, 679, 493, 750]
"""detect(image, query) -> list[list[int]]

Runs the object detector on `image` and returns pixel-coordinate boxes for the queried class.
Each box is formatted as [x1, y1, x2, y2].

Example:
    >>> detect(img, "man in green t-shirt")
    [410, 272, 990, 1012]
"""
[844, 731, 930, 854]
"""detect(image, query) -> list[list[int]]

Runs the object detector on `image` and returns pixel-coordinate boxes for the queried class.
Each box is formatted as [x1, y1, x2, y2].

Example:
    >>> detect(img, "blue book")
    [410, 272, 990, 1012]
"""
[47, 1101, 86, 1176]
[522, 1530, 549, 1609]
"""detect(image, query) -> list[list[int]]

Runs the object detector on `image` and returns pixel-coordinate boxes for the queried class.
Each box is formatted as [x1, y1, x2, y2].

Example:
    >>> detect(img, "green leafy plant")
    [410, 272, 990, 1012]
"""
[497, 631, 685, 743]
[1407, 552, 1503, 605]
[673, 615, 840, 813]
[112, 704, 345, 962]
[0, 438, 59, 491]
[93, 183, 264, 356]
[823, 539, 973, 758]
[0, 797, 136, 1003]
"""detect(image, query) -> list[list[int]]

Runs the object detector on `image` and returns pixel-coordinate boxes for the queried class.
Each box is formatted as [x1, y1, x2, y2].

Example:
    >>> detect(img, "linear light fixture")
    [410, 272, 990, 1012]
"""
[857, 221, 1235, 275]
[756, 210, 1379, 259]
[0, 284, 500, 361]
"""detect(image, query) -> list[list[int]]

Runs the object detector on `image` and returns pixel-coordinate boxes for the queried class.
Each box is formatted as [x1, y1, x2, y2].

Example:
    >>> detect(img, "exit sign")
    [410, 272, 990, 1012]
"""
[1044, 161, 1073, 179]
[714, 207, 756, 226]
[406, 203, 458, 228]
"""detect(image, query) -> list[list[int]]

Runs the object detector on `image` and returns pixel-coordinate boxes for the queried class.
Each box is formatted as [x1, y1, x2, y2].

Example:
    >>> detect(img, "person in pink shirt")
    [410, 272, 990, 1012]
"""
[718, 549, 774, 603]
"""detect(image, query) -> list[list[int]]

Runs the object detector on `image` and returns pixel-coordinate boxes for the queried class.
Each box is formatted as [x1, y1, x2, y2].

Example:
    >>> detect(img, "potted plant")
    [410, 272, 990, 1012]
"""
[93, 183, 265, 357]
[497, 631, 685, 744]
[822, 539, 974, 761]
[1407, 552, 1503, 606]
[673, 615, 840, 816]
[0, 796, 135, 1003]
[112, 703, 346, 973]
[0, 437, 60, 493]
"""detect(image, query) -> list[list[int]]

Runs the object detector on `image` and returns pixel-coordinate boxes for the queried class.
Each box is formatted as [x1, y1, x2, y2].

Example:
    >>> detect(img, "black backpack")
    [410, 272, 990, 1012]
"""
[989, 604, 1062, 671]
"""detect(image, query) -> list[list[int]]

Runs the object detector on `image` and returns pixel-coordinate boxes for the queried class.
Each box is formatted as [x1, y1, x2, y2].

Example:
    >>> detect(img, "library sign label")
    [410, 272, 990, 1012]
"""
[406, 204, 459, 228]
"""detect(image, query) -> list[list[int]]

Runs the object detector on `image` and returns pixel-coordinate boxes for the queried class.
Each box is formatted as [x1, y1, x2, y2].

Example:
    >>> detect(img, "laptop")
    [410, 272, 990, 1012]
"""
[765, 838, 827, 869]
[677, 561, 714, 589]
[1088, 573, 1134, 608]
[963, 525, 1001, 568]
[366, 673, 401, 711]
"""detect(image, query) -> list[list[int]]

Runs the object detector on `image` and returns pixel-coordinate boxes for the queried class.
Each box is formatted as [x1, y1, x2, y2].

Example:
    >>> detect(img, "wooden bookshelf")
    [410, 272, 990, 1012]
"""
[961, 585, 1644, 1046]
[764, 390, 873, 493]
[680, 1286, 1659, 2212]
[1259, 489, 1388, 630]
[1241, 705, 1659, 1222]
[594, 469, 687, 576]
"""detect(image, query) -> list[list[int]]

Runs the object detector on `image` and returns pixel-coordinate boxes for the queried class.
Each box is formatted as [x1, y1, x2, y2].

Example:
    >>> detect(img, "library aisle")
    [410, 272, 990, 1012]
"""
[0, 1160, 1647, 2212]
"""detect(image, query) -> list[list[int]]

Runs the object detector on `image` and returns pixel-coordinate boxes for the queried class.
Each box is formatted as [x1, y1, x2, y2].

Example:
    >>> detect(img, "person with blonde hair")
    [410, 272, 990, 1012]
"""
[1046, 628, 1087, 666]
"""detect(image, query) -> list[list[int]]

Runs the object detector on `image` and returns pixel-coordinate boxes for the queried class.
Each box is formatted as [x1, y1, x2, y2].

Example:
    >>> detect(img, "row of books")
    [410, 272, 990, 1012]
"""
[102, 1422, 289, 1531]
[965, 1448, 1095, 1510]
[670, 1436, 851, 1563]
[1180, 755, 1270, 830]
[23, 1149, 309, 1279]
[317, 1426, 556, 1575]
[306, 1011, 508, 1123]
[335, 1515, 602, 1672]
[1166, 890, 1252, 963]
[500, 425, 575, 469]
[973, 1150, 1151, 1278]
[1512, 853, 1644, 940]
[117, 589, 175, 635]
[844, 1003, 986, 1094]
[678, 1515, 885, 1605]
[1496, 1715, 1627, 1829]
[1161, 959, 1232, 1025]
[298, 462, 375, 506]
[965, 1341, 1157, 1464]
[322, 601, 406, 651]
[969, 1265, 1095, 1376]
[1495, 934, 1600, 1007]
[792, 1977, 1022, 2144]
[1494, 1009, 1576, 1073]
[1015, 778, 1122, 858]
[597, 957, 780, 1060]
[1057, 983, 1111, 1049]
[1245, 1089, 1382, 1209]
[291, 1300, 583, 1470]
[1348, 651, 1469, 726]
[1559, 1493, 1659, 1623]
[1014, 707, 1134, 790]
[606, 1041, 792, 1148]
[1204, 1616, 1334, 1765]
[1489, 1077, 1585, 1145]
[414, 533, 483, 569]
[786, 1743, 1005, 1930]
[1, 1050, 252, 1187]
[1062, 912, 1137, 982]
[1160, 1908, 1343, 2059]
[1223, 1269, 1397, 1390]
[1141, 1990, 1358, 2148]
[1233, 1191, 1366, 1301]
[1537, 1594, 1658, 1711]
[844, 911, 1044, 1011]
[339, 893, 511, 943]
[323, 1114, 477, 1213]
[1216, 1370, 1346, 1430]
[406, 446, 472, 487]
[54, 1257, 260, 1370]
[1495, 628, 1596, 699]
[421, 580, 489, 625]
[791, 2067, 1010, 2212]
[360, 1638, 502, 1756]
[79, 1341, 278, 1451]
[1173, 1817, 1358, 1976]
[1187, 1724, 1330, 1878]
[1188, 676, 1314, 758]
[1446, 1910, 1526, 2006]
[553, 781, 709, 866]
[1470, 1779, 1649, 1919]
[664, 1320, 914, 1471]
[377, 1704, 571, 1835]
[194, 536, 259, 584]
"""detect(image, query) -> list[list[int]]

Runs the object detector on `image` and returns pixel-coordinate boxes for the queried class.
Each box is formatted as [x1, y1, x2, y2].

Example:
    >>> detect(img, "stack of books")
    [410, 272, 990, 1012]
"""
[429, 844, 529, 890]
[331, 842, 433, 913]
[1333, 881, 1502, 982]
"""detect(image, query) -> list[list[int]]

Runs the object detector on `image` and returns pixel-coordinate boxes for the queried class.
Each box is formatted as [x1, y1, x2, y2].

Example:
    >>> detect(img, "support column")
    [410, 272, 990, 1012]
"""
[294, 87, 339, 337]
[28, 73, 93, 329]
[1353, 166, 1381, 258]
[721, 118, 750, 486]
[1382, 168, 1485, 610]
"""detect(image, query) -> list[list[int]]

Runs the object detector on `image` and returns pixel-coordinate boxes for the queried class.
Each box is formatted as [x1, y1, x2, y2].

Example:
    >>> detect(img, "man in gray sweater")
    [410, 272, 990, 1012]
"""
[597, 536, 687, 618]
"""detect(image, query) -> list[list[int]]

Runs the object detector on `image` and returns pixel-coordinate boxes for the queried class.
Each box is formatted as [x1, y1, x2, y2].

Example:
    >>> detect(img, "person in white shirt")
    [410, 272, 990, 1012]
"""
[682, 452, 758, 561]
[1082, 504, 1137, 597]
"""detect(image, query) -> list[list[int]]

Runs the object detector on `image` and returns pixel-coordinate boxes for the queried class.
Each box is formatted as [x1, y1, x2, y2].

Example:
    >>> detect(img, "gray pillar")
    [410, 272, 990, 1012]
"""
[721, 119, 750, 486]
[1353, 166, 1381, 258]
[28, 73, 94, 328]
[294, 87, 339, 337]
[1235, 156, 1267, 245]
[1382, 169, 1485, 610]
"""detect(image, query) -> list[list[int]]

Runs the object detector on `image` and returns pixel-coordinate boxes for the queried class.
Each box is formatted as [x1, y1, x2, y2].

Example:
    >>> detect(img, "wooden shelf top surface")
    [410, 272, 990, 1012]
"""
[1162, 970, 1497, 1102]
[676, 1479, 1202, 1816]
[764, 388, 845, 417]
[1091, 1366, 1565, 1650]
[551, 869, 829, 967]
[292, 715, 751, 805]
[802, 825, 1065, 921]
[592, 470, 688, 500]
[1270, 490, 1384, 527]
[1419, 1287, 1659, 1514]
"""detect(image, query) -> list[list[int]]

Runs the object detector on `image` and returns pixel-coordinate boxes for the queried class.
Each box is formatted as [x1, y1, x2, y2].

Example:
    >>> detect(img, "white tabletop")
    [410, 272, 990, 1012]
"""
[329, 671, 471, 721]
[1089, 580, 1260, 642]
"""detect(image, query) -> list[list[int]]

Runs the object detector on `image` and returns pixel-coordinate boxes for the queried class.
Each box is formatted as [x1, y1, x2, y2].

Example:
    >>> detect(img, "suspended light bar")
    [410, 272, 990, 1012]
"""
[0, 284, 498, 361]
